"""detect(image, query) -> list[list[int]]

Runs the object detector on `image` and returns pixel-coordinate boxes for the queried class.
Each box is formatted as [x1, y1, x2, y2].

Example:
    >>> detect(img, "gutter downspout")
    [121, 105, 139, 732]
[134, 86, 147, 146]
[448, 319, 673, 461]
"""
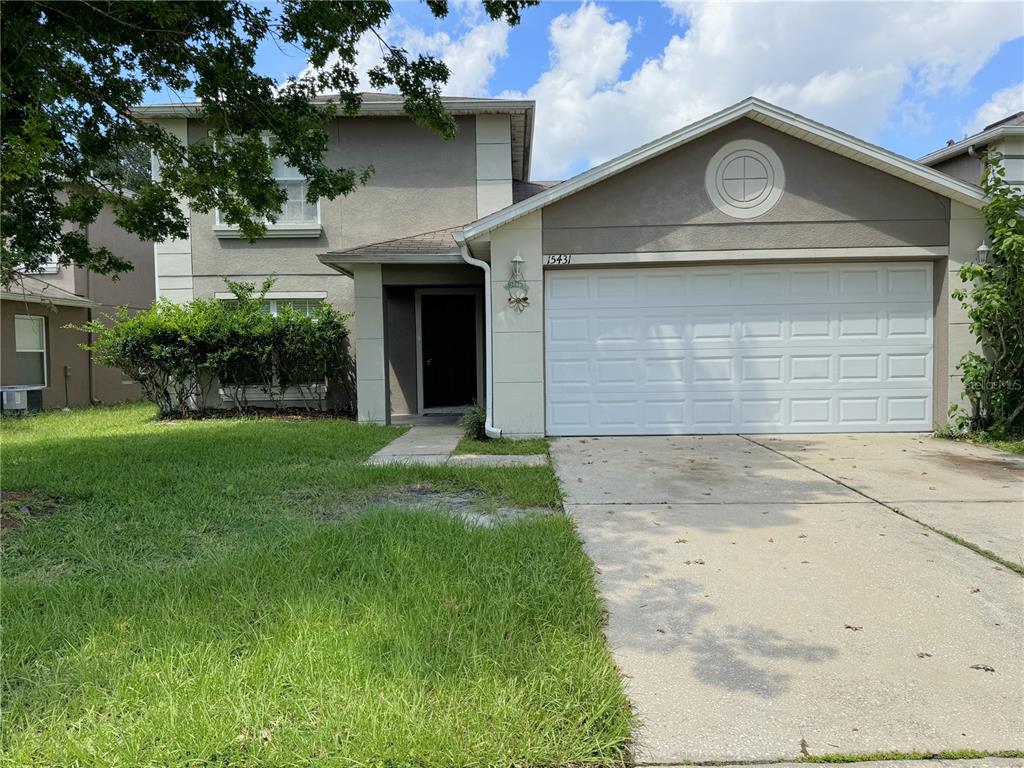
[456, 238, 501, 438]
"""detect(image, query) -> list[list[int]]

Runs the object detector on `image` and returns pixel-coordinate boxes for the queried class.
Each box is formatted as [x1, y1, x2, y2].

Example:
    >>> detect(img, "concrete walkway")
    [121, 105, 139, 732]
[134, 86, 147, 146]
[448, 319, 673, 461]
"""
[366, 420, 462, 465]
[551, 433, 1023, 764]
[366, 419, 546, 467]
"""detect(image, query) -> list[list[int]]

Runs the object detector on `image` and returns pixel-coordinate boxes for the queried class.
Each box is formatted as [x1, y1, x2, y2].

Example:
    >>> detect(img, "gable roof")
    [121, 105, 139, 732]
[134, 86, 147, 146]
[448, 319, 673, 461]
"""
[919, 111, 1024, 166]
[458, 97, 986, 243]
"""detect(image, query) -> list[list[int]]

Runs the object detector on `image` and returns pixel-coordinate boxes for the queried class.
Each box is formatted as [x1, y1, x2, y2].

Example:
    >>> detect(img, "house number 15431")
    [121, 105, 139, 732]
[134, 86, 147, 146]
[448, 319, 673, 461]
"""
[544, 254, 572, 265]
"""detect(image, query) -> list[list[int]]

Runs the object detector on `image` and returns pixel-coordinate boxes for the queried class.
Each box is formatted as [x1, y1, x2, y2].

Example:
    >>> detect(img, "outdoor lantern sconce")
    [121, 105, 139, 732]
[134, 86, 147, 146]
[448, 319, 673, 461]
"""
[505, 252, 530, 312]
[976, 242, 991, 264]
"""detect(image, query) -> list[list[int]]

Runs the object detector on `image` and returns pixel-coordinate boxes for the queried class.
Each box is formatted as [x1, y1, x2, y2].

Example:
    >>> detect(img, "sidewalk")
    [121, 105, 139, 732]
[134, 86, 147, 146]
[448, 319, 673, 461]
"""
[366, 419, 547, 467]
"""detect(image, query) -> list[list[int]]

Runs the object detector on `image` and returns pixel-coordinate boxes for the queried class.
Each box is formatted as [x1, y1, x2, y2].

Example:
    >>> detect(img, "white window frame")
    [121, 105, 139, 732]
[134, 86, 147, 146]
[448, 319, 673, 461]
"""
[213, 135, 322, 238]
[14, 314, 47, 388]
[36, 253, 60, 274]
[215, 291, 327, 318]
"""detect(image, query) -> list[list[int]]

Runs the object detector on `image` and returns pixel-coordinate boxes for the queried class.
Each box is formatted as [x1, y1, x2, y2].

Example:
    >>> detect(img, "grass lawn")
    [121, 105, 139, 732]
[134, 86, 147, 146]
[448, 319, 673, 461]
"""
[1, 404, 630, 767]
[979, 435, 1024, 455]
[454, 436, 550, 455]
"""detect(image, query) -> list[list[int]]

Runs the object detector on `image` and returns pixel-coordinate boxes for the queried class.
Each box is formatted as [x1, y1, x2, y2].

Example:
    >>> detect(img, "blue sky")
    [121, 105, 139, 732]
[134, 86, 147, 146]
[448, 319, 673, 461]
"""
[151, 1, 1024, 180]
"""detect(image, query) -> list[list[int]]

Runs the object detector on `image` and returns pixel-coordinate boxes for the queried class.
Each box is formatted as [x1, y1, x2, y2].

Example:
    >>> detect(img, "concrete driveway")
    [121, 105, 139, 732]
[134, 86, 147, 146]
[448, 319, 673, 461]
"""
[551, 433, 1024, 764]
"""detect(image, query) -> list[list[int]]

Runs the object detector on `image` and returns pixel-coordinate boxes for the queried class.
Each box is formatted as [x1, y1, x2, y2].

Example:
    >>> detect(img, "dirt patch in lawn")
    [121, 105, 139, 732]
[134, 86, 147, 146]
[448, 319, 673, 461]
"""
[1, 490, 62, 530]
[331, 484, 555, 528]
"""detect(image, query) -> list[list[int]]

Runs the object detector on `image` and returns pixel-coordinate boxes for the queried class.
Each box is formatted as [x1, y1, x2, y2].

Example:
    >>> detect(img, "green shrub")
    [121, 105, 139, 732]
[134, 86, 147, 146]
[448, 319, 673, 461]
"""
[75, 278, 353, 418]
[460, 401, 487, 440]
[950, 150, 1024, 435]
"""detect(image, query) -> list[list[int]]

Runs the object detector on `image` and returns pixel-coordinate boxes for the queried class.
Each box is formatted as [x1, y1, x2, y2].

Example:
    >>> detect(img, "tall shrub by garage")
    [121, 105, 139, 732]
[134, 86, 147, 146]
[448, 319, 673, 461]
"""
[76, 279, 353, 418]
[950, 150, 1024, 435]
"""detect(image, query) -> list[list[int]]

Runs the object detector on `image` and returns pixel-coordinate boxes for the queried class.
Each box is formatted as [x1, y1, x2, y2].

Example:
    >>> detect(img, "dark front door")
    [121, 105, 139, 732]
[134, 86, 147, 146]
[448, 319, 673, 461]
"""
[421, 293, 478, 409]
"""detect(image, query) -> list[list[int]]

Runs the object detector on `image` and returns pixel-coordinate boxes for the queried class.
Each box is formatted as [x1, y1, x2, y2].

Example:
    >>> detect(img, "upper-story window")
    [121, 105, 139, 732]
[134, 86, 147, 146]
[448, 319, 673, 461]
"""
[15, 252, 59, 275]
[271, 156, 319, 226]
[214, 138, 321, 237]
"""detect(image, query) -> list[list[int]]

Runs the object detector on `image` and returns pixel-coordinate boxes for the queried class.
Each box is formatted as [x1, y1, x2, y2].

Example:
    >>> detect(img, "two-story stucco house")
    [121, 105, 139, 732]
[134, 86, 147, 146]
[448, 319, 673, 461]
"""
[142, 95, 993, 437]
[1, 203, 155, 410]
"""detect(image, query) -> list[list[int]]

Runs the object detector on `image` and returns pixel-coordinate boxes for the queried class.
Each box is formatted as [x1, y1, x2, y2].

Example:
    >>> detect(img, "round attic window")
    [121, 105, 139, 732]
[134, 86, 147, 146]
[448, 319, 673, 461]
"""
[705, 139, 785, 219]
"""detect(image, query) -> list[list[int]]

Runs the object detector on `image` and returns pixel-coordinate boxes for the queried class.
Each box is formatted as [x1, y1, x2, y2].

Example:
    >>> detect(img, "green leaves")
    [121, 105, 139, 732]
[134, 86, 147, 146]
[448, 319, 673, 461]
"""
[74, 279, 353, 418]
[950, 149, 1024, 435]
[1, 1, 537, 284]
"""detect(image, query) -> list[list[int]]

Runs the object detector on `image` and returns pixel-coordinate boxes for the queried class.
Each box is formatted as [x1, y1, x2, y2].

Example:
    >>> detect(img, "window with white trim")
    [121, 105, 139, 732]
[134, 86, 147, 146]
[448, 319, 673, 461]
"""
[14, 315, 47, 387]
[259, 298, 322, 316]
[215, 139, 319, 228]
[220, 297, 323, 317]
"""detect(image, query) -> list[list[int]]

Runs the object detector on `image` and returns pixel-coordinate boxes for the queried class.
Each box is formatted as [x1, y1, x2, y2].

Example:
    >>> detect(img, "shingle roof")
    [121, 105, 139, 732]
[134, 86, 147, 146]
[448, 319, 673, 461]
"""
[1, 274, 96, 307]
[324, 226, 461, 258]
[513, 179, 561, 203]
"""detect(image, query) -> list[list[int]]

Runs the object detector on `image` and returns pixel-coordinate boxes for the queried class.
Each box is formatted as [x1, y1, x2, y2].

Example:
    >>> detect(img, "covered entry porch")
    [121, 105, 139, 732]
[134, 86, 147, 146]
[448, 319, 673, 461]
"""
[319, 228, 485, 424]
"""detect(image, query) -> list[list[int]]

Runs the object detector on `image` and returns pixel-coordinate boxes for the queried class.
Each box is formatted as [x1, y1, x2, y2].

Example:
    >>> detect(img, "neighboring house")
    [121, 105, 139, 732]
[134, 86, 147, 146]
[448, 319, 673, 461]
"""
[0, 204, 155, 410]
[919, 111, 1024, 188]
[143, 94, 992, 437]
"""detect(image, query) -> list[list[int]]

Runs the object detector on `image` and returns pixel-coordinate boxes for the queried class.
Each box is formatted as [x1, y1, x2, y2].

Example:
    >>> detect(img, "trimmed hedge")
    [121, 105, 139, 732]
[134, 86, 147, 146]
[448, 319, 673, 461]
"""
[76, 279, 353, 418]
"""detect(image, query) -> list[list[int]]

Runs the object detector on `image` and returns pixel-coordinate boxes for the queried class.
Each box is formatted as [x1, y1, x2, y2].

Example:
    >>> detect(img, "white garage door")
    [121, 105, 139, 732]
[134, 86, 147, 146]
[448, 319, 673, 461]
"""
[544, 262, 934, 435]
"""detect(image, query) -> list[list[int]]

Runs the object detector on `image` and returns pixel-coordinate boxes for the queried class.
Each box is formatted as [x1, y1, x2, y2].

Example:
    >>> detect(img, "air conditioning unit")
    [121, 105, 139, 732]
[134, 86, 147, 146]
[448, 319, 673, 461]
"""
[1, 388, 43, 414]
[2, 389, 28, 413]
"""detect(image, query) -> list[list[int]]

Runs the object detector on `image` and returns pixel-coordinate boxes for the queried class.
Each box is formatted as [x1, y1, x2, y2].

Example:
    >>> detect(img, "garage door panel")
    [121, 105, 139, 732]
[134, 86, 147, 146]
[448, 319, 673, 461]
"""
[547, 347, 932, 389]
[545, 262, 933, 435]
[545, 303, 932, 351]
[547, 390, 934, 434]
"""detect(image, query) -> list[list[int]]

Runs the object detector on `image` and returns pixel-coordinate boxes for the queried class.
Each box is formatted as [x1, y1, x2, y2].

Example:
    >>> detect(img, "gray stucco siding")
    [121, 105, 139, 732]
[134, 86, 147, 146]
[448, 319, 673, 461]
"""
[186, 116, 480, 314]
[931, 153, 983, 187]
[385, 288, 417, 415]
[543, 119, 950, 255]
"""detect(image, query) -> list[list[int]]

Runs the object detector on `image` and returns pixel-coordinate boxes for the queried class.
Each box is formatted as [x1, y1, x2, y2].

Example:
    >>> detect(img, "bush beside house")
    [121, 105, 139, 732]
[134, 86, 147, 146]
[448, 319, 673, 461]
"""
[76, 279, 354, 418]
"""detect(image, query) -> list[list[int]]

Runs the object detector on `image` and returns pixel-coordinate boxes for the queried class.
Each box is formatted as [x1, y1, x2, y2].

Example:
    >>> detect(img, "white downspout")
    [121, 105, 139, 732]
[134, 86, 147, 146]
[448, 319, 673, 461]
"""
[457, 238, 501, 438]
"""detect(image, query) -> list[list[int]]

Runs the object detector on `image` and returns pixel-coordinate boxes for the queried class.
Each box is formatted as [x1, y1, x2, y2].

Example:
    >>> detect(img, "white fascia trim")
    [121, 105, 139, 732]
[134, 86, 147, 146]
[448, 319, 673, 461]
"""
[214, 291, 328, 300]
[214, 224, 322, 239]
[543, 245, 949, 267]
[919, 125, 1024, 165]
[133, 98, 534, 119]
[461, 97, 987, 241]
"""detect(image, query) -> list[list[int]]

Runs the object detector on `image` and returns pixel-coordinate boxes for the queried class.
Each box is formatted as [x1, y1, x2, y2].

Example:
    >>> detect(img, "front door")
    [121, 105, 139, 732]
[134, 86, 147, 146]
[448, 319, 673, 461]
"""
[421, 293, 478, 409]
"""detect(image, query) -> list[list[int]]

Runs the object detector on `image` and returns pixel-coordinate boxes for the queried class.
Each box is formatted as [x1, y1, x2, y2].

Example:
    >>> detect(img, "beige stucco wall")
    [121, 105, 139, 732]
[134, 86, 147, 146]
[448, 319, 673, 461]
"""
[489, 211, 545, 436]
[185, 115, 479, 331]
[543, 119, 950, 255]
[944, 201, 987, 420]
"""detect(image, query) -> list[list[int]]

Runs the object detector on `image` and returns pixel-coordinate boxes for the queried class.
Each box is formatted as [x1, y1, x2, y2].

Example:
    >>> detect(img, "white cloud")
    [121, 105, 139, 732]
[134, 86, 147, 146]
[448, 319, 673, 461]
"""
[965, 81, 1024, 134]
[508, 2, 1020, 179]
[298, 13, 509, 98]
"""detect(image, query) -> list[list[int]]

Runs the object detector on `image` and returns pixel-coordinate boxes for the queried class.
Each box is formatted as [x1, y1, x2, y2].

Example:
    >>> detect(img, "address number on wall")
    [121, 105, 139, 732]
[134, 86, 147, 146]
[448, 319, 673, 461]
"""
[544, 254, 572, 266]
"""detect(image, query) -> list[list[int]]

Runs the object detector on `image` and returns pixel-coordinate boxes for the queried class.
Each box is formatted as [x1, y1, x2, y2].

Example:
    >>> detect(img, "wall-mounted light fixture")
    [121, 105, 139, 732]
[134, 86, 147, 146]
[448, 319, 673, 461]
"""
[505, 252, 529, 312]
[976, 242, 991, 264]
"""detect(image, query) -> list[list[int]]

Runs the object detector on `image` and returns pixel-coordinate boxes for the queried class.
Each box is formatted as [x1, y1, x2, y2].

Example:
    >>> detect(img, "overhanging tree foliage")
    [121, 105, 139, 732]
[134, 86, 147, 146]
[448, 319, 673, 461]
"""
[950, 150, 1024, 435]
[0, 0, 536, 285]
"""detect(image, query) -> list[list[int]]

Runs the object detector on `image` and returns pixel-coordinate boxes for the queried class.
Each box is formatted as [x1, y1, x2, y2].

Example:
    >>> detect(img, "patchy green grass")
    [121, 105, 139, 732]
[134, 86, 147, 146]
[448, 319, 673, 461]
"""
[1, 404, 630, 767]
[454, 436, 550, 456]
[936, 428, 1024, 456]
[979, 435, 1024, 455]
